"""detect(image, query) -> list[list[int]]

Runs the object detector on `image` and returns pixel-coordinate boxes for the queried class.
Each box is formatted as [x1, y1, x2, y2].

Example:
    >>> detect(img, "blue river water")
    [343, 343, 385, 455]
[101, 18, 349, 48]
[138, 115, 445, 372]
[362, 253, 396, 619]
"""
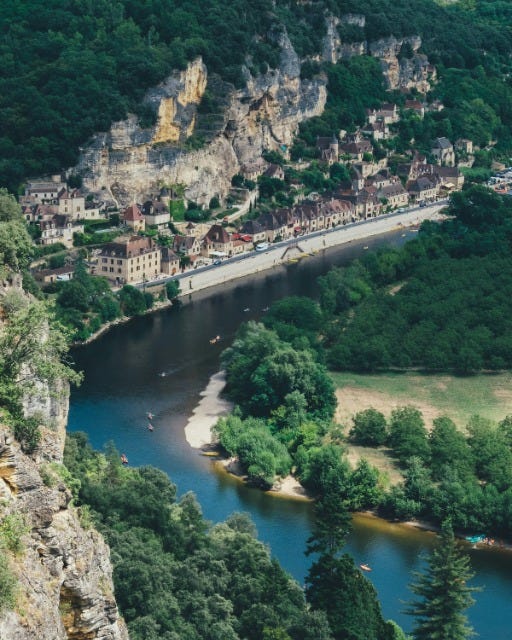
[68, 230, 512, 638]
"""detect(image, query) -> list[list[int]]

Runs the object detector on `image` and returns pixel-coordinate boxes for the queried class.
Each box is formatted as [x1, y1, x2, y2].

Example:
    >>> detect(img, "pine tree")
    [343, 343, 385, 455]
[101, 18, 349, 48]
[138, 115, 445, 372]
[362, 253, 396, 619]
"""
[406, 520, 480, 640]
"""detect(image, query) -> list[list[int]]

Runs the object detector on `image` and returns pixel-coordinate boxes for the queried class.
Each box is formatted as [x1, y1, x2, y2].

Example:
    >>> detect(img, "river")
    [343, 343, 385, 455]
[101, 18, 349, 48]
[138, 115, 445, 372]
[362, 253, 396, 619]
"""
[68, 229, 512, 638]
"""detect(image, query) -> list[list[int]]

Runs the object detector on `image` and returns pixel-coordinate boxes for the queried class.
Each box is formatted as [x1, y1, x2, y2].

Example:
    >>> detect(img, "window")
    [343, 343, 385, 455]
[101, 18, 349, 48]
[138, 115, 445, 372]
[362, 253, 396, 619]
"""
[110, 259, 114, 264]
[117, 260, 122, 265]
[109, 267, 114, 273]
[118, 268, 122, 274]
[102, 267, 107, 272]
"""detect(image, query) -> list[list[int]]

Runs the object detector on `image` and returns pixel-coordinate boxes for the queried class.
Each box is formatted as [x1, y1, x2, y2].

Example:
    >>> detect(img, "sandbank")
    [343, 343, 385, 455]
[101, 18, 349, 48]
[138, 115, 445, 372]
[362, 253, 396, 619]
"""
[184, 371, 233, 448]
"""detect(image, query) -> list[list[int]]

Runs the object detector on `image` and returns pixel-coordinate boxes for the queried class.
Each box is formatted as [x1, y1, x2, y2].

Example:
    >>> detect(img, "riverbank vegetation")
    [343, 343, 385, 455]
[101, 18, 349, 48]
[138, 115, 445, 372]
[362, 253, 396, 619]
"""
[64, 432, 404, 640]
[216, 186, 512, 543]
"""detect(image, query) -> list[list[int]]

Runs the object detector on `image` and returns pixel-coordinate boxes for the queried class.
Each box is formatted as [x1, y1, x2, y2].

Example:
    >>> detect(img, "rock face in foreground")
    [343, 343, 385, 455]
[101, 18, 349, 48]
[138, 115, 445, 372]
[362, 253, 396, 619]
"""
[0, 280, 127, 640]
[0, 422, 128, 640]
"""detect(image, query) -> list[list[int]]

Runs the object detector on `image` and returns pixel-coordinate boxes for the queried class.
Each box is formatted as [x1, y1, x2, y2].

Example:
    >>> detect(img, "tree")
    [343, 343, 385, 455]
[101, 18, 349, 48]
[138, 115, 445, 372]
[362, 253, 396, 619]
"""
[165, 280, 181, 301]
[118, 285, 148, 316]
[406, 520, 479, 640]
[350, 408, 387, 446]
[388, 407, 430, 464]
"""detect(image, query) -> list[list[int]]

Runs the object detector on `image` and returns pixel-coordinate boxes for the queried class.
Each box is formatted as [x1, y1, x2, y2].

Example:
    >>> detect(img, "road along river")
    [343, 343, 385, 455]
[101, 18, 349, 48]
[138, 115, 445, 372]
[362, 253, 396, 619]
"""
[69, 226, 512, 638]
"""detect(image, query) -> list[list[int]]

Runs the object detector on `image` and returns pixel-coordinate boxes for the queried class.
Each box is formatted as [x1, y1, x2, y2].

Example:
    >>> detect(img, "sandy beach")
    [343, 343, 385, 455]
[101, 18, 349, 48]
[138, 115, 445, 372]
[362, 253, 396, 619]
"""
[184, 371, 233, 448]
[185, 371, 312, 500]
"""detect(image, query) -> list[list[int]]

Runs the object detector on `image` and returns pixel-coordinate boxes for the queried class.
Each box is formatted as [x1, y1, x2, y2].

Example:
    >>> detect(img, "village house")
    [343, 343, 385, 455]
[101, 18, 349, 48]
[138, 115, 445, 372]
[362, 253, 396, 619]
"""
[122, 204, 146, 232]
[377, 181, 409, 209]
[361, 120, 391, 141]
[342, 188, 382, 218]
[202, 224, 234, 257]
[340, 138, 373, 162]
[57, 188, 86, 218]
[404, 100, 425, 118]
[160, 247, 181, 276]
[316, 136, 339, 164]
[173, 234, 202, 258]
[23, 203, 58, 223]
[141, 200, 170, 230]
[34, 265, 75, 284]
[256, 210, 293, 242]
[406, 176, 438, 202]
[263, 164, 285, 180]
[239, 219, 267, 244]
[366, 103, 399, 125]
[23, 179, 66, 204]
[241, 158, 268, 181]
[431, 137, 455, 167]
[98, 236, 161, 285]
[38, 215, 84, 248]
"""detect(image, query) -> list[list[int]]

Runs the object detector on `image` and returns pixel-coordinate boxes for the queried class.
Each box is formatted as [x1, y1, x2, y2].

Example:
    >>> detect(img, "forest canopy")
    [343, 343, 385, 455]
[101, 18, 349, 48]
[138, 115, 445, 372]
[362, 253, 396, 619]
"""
[2, 0, 512, 191]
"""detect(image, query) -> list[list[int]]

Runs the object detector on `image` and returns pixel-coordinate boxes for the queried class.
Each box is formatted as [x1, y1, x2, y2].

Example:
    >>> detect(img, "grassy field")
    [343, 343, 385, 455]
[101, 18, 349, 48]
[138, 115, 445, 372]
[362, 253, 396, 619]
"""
[331, 371, 512, 483]
[332, 371, 512, 431]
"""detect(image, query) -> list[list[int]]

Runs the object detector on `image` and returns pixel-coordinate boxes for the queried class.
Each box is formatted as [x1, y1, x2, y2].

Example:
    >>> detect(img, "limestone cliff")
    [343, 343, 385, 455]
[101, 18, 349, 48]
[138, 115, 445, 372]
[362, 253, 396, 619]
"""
[76, 33, 326, 207]
[0, 282, 127, 640]
[323, 14, 434, 92]
[75, 21, 433, 207]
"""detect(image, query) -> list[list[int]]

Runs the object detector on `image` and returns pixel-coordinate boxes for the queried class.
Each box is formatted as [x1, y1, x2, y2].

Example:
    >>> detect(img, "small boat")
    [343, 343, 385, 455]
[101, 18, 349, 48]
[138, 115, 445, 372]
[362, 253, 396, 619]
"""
[465, 534, 485, 544]
[120, 454, 128, 465]
[243, 307, 250, 312]
[147, 412, 154, 420]
[209, 335, 221, 344]
[262, 306, 269, 312]
[159, 372, 167, 377]
[360, 564, 372, 572]
[148, 423, 154, 432]
[363, 246, 369, 250]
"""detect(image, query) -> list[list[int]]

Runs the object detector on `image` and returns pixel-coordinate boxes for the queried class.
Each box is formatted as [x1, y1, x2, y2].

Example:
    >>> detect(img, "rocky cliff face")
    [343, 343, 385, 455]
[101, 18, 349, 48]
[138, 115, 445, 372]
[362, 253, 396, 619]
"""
[76, 33, 326, 207]
[75, 20, 433, 207]
[0, 284, 127, 640]
[323, 14, 434, 92]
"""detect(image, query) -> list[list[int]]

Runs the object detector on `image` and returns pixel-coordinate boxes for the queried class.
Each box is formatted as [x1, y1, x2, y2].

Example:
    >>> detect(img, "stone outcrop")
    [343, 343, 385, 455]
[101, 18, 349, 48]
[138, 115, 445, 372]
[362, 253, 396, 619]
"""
[74, 18, 434, 207]
[76, 33, 326, 207]
[0, 284, 127, 640]
[322, 14, 434, 92]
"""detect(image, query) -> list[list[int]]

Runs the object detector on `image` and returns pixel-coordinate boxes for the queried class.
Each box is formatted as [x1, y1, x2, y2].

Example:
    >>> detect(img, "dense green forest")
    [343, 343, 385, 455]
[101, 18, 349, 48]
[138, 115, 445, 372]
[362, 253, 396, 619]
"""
[64, 432, 403, 640]
[322, 186, 512, 373]
[3, 0, 512, 191]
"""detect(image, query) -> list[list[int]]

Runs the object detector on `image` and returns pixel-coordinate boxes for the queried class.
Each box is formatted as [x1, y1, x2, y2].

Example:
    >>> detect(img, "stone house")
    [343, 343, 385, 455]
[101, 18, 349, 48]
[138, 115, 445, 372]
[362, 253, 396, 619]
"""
[202, 224, 234, 257]
[160, 247, 181, 276]
[122, 204, 146, 232]
[24, 180, 66, 204]
[316, 136, 339, 164]
[366, 103, 399, 125]
[34, 266, 75, 284]
[97, 236, 161, 285]
[57, 188, 86, 219]
[340, 138, 373, 162]
[377, 181, 409, 208]
[241, 159, 268, 181]
[38, 215, 84, 248]
[404, 100, 425, 118]
[263, 164, 285, 180]
[239, 219, 266, 244]
[173, 234, 202, 257]
[431, 137, 455, 167]
[407, 176, 437, 202]
[141, 200, 170, 230]
[361, 120, 390, 141]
